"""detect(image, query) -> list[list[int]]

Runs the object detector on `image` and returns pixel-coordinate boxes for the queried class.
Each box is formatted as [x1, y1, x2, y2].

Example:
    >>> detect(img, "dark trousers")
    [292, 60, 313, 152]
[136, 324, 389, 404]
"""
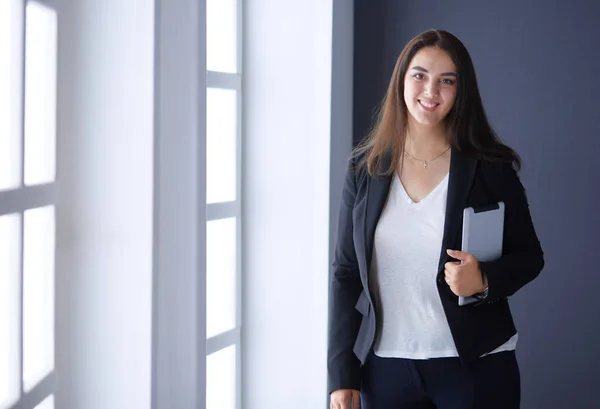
[360, 350, 521, 409]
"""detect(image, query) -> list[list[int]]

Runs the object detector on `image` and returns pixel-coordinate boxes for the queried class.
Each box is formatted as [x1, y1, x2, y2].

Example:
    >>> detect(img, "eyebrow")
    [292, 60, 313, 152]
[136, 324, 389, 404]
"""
[410, 66, 457, 77]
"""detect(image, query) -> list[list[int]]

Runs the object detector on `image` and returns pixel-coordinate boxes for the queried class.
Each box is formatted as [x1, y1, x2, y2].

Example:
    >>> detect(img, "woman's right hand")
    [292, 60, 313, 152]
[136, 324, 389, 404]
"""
[330, 389, 360, 409]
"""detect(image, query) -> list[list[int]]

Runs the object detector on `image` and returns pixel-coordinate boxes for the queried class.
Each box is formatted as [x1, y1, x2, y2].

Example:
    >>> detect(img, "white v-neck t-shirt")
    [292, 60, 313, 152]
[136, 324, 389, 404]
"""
[370, 172, 518, 359]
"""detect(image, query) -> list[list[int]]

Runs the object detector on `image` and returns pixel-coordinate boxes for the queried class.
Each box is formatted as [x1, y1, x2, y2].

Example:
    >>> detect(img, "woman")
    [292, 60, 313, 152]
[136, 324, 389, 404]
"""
[328, 29, 544, 409]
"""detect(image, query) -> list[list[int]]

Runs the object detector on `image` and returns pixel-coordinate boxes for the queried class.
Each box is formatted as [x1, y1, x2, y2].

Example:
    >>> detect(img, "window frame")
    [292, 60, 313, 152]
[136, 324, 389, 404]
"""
[2, 0, 59, 408]
[152, 0, 243, 408]
[205, 0, 243, 407]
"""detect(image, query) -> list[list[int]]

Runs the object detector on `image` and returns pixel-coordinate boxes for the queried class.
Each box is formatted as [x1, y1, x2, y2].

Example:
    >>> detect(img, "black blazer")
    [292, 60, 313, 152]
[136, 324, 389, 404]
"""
[327, 149, 544, 393]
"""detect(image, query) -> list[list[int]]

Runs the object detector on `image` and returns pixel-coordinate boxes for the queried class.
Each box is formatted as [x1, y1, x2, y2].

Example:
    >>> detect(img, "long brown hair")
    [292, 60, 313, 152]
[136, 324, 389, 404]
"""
[353, 29, 521, 176]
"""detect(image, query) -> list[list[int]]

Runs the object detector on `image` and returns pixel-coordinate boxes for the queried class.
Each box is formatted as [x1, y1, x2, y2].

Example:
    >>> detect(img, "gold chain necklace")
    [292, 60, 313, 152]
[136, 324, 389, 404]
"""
[404, 146, 451, 169]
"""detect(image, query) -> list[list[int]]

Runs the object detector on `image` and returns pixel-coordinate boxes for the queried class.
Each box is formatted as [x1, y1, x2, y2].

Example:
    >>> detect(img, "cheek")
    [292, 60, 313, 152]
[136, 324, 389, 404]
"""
[403, 82, 419, 104]
[442, 89, 457, 110]
[403, 86, 411, 107]
[447, 86, 457, 100]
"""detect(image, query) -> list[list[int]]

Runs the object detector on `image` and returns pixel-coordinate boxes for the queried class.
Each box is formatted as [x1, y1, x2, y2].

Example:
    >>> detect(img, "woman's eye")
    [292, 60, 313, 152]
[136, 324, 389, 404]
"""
[441, 78, 455, 85]
[413, 73, 424, 80]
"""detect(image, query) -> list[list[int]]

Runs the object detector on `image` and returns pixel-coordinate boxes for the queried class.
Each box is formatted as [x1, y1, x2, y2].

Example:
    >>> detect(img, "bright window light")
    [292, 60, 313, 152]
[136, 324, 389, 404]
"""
[206, 217, 237, 339]
[0, 0, 23, 190]
[207, 88, 237, 204]
[207, 346, 236, 409]
[0, 214, 21, 408]
[207, 0, 237, 73]
[23, 206, 55, 392]
[24, 1, 57, 186]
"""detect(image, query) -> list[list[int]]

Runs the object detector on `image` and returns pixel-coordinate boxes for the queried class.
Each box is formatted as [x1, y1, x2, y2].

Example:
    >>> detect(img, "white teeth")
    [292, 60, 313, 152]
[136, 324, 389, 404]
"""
[419, 100, 438, 108]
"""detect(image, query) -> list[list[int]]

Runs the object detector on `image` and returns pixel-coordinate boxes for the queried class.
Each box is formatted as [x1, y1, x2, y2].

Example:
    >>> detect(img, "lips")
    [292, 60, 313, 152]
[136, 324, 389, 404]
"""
[418, 99, 440, 112]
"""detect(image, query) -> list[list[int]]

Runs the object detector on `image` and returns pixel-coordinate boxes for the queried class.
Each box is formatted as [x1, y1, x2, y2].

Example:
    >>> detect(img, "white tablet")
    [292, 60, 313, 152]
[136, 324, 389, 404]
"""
[458, 202, 505, 306]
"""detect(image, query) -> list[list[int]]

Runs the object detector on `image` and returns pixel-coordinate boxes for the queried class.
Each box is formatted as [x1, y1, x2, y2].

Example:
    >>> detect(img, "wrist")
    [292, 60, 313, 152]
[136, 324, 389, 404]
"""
[480, 271, 488, 292]
[476, 272, 489, 300]
[475, 285, 489, 300]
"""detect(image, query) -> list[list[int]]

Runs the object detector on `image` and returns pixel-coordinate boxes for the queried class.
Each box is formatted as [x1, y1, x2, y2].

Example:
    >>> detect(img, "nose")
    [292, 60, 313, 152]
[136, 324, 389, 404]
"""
[424, 80, 439, 97]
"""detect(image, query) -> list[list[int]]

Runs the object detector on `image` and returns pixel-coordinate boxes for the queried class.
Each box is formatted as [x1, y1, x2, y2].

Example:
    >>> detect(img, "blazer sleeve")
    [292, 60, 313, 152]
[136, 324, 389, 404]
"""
[477, 162, 545, 304]
[327, 156, 363, 393]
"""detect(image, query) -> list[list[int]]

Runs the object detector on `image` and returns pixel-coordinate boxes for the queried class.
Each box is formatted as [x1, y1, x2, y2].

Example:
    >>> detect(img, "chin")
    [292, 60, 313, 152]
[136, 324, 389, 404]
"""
[409, 110, 448, 128]
[413, 116, 443, 127]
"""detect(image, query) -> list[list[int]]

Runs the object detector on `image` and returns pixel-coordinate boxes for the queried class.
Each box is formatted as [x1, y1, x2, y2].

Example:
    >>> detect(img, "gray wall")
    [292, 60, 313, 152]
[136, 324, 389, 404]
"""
[353, 1, 600, 408]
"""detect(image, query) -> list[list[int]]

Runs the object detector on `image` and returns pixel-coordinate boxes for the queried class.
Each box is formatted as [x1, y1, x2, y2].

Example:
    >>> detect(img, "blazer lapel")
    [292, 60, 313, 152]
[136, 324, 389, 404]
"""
[363, 154, 393, 274]
[437, 149, 477, 274]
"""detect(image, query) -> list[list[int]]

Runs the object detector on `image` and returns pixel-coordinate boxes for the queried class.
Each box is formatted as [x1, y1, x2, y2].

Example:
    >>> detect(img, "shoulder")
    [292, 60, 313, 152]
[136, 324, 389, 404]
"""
[477, 159, 528, 204]
[478, 159, 520, 183]
[348, 150, 371, 187]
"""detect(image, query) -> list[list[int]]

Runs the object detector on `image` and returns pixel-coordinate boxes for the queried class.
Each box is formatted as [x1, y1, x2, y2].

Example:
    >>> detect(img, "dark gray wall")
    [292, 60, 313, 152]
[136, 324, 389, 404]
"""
[353, 1, 600, 408]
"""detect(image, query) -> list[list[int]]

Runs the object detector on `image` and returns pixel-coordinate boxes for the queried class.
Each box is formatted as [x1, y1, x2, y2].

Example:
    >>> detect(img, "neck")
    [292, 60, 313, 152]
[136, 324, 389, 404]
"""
[405, 121, 449, 158]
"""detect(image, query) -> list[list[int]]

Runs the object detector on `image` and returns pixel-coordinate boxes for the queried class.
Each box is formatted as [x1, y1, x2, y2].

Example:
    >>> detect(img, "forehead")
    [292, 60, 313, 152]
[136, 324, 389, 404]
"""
[409, 47, 456, 74]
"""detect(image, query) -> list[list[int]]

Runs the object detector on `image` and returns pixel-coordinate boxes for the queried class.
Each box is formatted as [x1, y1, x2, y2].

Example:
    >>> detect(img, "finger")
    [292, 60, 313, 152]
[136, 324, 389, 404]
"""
[444, 261, 461, 271]
[445, 264, 461, 280]
[335, 394, 350, 409]
[329, 394, 338, 409]
[444, 275, 453, 287]
[447, 249, 470, 261]
[352, 391, 361, 409]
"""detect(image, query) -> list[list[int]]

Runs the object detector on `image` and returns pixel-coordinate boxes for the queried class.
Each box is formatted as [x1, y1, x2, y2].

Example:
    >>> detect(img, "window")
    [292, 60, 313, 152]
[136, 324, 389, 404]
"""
[205, 0, 242, 408]
[0, 1, 58, 408]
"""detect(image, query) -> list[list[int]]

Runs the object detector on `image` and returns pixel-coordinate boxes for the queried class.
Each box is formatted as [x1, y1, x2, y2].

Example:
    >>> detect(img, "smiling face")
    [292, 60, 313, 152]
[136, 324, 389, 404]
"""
[403, 46, 458, 130]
